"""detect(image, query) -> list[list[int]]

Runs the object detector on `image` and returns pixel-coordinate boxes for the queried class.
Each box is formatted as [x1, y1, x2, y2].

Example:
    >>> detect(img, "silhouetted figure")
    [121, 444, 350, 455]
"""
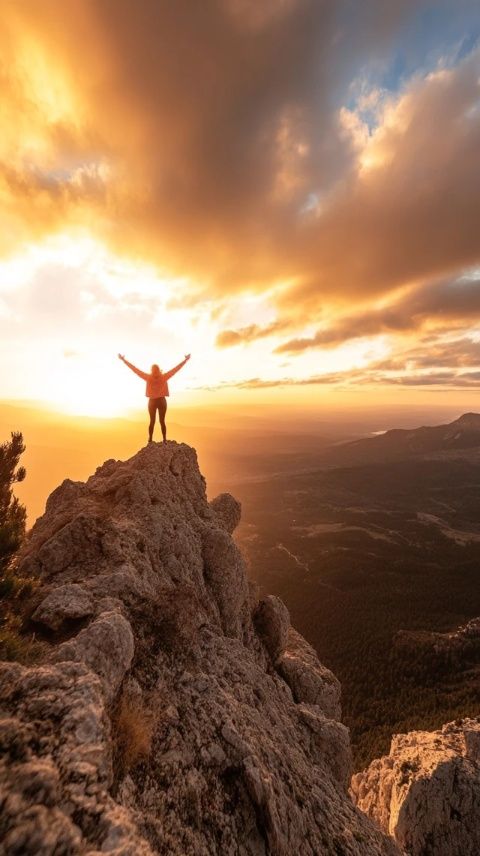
[118, 353, 191, 443]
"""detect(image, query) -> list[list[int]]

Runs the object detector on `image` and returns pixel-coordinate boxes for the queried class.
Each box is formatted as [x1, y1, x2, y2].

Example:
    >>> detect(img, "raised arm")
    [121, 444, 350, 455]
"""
[164, 354, 191, 381]
[118, 354, 149, 381]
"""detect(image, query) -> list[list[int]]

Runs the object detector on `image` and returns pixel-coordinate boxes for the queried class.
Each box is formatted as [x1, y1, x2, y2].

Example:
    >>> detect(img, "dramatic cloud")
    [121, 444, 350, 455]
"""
[372, 337, 480, 372]
[276, 275, 480, 353]
[5, 0, 472, 297]
[216, 320, 288, 347]
[1, 1, 480, 401]
[282, 48, 480, 312]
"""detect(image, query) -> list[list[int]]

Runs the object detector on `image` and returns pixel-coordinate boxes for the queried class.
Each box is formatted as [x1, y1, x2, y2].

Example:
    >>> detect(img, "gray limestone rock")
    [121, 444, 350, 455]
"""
[253, 595, 290, 662]
[278, 627, 342, 720]
[201, 525, 251, 639]
[0, 660, 153, 855]
[351, 717, 480, 856]
[32, 583, 94, 630]
[297, 703, 352, 790]
[209, 493, 242, 534]
[52, 611, 134, 703]
[3, 442, 400, 856]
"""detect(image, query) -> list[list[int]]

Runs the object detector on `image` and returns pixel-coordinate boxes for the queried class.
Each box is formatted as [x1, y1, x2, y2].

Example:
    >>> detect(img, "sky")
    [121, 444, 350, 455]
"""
[1, 0, 480, 417]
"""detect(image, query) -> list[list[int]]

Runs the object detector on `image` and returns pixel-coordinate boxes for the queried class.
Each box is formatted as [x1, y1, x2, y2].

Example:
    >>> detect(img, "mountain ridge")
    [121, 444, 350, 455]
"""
[327, 412, 480, 466]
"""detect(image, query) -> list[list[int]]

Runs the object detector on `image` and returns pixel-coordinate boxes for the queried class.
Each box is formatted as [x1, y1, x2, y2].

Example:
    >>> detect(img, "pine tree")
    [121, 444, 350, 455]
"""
[0, 432, 26, 583]
[0, 433, 40, 661]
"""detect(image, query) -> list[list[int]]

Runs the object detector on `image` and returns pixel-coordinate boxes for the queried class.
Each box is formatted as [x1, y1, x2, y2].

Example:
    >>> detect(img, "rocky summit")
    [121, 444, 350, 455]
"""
[0, 441, 401, 856]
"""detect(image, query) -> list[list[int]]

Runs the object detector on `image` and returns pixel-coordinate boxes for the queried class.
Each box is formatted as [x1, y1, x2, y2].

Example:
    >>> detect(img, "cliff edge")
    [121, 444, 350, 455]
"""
[0, 442, 400, 855]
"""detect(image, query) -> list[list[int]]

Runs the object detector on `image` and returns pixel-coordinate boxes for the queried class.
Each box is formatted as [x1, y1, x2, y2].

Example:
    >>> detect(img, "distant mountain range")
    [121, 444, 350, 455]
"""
[328, 412, 480, 466]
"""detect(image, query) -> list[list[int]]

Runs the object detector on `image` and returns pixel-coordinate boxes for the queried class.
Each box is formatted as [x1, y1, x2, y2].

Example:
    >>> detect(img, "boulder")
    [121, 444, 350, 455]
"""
[52, 611, 134, 703]
[32, 583, 94, 631]
[209, 493, 242, 534]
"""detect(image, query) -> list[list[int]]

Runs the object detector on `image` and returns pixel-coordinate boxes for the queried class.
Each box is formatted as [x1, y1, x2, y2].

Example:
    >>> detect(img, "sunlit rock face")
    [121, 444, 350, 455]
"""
[1, 442, 400, 855]
[351, 718, 480, 856]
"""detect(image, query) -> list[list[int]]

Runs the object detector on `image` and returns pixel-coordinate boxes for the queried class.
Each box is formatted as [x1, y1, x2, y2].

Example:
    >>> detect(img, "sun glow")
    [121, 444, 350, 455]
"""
[1, 232, 335, 417]
[0, 229, 408, 416]
[0, 232, 200, 417]
[48, 355, 135, 418]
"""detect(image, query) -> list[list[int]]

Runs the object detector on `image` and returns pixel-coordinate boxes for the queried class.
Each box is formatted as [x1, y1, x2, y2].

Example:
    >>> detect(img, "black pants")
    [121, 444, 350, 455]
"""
[148, 397, 167, 441]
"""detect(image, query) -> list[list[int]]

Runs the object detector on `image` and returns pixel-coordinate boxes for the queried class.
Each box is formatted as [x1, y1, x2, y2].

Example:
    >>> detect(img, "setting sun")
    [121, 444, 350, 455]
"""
[1, 230, 398, 418]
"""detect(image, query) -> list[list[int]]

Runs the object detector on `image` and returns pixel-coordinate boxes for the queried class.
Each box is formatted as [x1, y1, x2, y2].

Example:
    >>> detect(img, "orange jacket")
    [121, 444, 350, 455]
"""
[123, 358, 187, 397]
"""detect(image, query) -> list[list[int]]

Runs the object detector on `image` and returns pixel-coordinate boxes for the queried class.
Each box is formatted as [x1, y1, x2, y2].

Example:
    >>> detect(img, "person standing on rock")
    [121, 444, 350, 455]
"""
[118, 353, 191, 443]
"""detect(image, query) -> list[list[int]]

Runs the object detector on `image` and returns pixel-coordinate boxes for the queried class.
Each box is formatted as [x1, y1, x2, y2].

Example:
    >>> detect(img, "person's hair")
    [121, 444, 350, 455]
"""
[151, 364, 162, 376]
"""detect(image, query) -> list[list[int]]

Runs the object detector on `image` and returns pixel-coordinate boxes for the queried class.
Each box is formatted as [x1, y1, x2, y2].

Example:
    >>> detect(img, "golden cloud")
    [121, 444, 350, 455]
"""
[1, 0, 479, 384]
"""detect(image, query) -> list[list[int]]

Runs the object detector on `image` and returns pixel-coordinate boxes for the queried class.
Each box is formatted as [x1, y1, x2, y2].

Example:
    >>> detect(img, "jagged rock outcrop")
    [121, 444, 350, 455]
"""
[209, 492, 242, 535]
[253, 595, 290, 663]
[0, 660, 153, 856]
[278, 628, 342, 721]
[1, 442, 401, 855]
[351, 717, 480, 855]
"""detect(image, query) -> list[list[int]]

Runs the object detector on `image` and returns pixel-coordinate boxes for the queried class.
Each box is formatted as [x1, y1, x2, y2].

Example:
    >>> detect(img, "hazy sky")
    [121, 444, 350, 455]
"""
[1, 1, 480, 416]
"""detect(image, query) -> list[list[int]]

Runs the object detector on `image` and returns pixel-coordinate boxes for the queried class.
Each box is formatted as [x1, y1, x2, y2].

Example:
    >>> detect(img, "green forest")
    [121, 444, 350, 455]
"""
[237, 456, 480, 769]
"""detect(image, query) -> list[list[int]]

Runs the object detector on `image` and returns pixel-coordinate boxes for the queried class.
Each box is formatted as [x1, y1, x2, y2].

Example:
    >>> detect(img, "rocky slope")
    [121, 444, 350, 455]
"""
[0, 442, 400, 856]
[351, 717, 480, 856]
